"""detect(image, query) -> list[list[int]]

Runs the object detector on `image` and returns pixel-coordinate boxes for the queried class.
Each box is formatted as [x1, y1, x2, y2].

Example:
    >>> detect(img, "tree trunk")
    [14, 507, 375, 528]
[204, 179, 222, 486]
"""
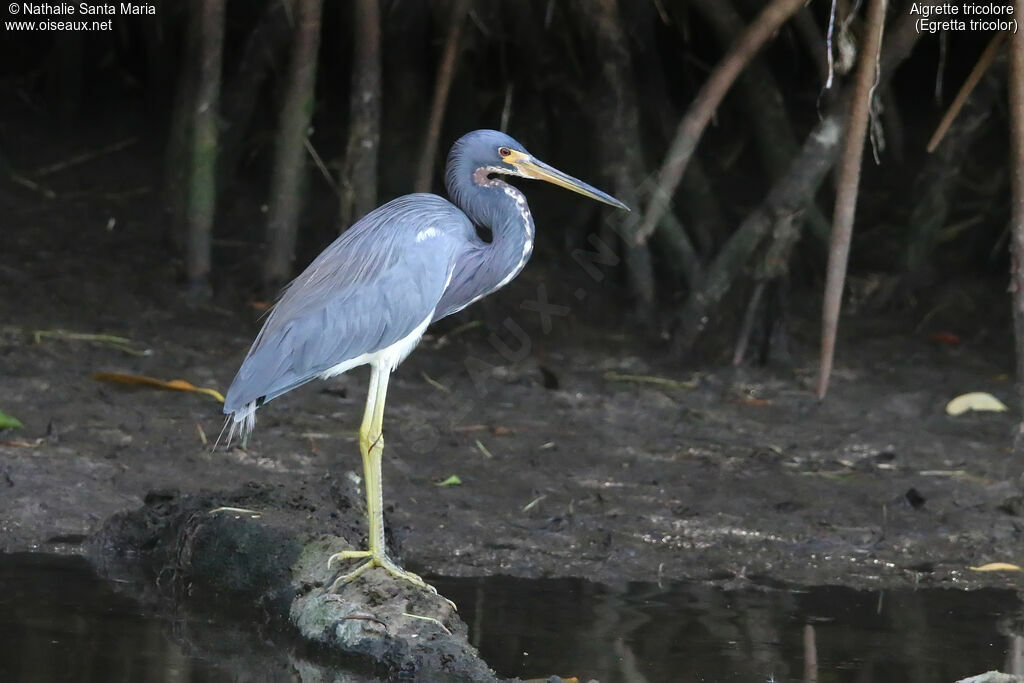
[219, 0, 293, 189]
[414, 0, 470, 194]
[165, 3, 201, 253]
[338, 0, 382, 229]
[1008, 1, 1024, 451]
[263, 0, 324, 290]
[675, 114, 844, 353]
[185, 0, 226, 298]
[575, 0, 656, 317]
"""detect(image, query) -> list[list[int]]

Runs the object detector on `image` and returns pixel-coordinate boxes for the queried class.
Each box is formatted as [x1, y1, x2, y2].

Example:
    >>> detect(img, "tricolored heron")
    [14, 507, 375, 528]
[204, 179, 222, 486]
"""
[224, 129, 628, 597]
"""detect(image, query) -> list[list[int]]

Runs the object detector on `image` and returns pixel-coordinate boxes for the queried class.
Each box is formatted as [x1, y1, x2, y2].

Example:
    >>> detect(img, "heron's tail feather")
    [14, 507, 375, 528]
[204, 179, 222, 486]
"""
[219, 401, 258, 448]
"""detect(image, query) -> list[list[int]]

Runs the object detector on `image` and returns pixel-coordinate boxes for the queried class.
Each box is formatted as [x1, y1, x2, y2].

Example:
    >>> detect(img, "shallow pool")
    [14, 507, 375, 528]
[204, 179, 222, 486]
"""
[0, 554, 1018, 682]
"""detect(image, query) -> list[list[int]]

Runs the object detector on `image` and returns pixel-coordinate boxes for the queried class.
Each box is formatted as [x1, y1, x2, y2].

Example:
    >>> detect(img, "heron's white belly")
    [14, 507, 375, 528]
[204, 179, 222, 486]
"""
[319, 313, 433, 379]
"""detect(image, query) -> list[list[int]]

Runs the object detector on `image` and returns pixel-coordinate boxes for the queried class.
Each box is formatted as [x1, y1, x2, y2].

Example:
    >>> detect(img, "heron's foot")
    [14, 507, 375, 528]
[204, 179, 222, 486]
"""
[326, 549, 372, 567]
[327, 551, 456, 610]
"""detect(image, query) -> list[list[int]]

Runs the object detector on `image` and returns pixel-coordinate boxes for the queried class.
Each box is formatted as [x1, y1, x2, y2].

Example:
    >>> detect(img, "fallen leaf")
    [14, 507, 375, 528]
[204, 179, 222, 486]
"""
[0, 410, 23, 430]
[435, 475, 462, 487]
[737, 397, 773, 406]
[946, 392, 1008, 416]
[969, 562, 1022, 572]
[92, 372, 225, 403]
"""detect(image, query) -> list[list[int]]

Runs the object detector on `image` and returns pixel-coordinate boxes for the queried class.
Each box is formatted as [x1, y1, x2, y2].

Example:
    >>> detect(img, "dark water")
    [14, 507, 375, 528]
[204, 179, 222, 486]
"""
[433, 575, 1021, 682]
[0, 554, 1019, 682]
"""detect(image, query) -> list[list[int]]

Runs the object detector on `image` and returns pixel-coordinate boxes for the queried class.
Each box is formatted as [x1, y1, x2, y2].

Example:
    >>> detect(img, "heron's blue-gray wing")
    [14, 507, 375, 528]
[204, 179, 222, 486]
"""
[224, 194, 472, 415]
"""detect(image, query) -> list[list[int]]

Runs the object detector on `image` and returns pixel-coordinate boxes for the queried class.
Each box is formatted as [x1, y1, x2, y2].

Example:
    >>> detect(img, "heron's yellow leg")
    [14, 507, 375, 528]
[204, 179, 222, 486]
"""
[328, 366, 450, 606]
[327, 367, 380, 570]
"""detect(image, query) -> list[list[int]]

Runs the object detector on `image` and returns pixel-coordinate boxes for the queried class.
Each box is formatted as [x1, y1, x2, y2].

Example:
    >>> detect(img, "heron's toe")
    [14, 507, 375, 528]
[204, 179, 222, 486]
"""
[326, 549, 371, 569]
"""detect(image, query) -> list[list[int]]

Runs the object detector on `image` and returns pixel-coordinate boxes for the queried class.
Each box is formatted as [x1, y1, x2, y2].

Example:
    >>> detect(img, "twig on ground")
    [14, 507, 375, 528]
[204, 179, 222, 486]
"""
[603, 372, 697, 391]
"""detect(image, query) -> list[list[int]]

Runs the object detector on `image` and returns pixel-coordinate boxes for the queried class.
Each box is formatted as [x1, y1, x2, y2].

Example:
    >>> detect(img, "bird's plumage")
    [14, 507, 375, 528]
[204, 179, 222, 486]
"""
[224, 129, 624, 438]
[224, 194, 474, 416]
[224, 131, 538, 434]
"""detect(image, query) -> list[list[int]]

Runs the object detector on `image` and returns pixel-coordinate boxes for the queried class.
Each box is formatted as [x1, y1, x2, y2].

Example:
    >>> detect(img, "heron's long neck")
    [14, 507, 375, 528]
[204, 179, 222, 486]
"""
[436, 179, 535, 319]
[471, 181, 535, 291]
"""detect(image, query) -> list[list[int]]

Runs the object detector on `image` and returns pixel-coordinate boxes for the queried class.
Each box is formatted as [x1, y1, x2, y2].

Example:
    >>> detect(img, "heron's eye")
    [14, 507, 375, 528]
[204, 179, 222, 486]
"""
[498, 147, 512, 158]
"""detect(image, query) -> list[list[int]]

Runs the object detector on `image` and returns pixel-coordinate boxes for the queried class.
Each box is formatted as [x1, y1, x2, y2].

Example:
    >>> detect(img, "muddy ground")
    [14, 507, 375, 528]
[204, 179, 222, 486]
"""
[4, 280, 1022, 595]
[3, 109, 1024, 676]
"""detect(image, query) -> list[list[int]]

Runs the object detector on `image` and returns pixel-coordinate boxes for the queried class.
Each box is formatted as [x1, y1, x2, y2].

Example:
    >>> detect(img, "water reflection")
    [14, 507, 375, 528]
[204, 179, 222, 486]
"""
[432, 575, 1020, 683]
[0, 554, 1019, 683]
[0, 553, 241, 682]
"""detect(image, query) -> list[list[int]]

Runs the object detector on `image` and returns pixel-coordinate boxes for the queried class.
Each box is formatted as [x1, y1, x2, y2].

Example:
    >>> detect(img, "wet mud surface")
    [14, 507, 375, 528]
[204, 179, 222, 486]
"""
[3, 256, 1021, 597]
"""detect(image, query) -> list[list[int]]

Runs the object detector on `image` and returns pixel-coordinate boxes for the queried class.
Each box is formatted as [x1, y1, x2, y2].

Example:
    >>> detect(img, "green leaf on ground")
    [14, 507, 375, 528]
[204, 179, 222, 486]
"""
[0, 411, 23, 430]
[435, 475, 463, 487]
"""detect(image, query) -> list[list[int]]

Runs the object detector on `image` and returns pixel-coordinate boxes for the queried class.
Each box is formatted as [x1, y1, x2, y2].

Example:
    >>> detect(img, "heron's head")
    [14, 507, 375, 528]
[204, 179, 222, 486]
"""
[446, 129, 629, 211]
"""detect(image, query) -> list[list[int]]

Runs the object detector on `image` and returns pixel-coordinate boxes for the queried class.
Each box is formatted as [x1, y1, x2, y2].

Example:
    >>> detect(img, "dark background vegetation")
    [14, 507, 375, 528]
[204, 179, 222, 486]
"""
[0, 0, 1015, 396]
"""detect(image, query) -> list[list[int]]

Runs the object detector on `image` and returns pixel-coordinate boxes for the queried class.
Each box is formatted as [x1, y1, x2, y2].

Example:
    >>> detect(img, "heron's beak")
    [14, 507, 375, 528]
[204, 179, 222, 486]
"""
[508, 151, 630, 211]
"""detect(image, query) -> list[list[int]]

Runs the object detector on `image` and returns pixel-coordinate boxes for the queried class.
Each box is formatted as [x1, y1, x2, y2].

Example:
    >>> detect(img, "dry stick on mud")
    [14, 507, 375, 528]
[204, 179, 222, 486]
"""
[817, 0, 887, 400]
[414, 0, 470, 194]
[636, 0, 807, 246]
[263, 0, 324, 290]
[926, 31, 1007, 153]
[338, 0, 382, 229]
[1008, 0, 1024, 451]
[673, 2, 939, 355]
[185, 0, 226, 298]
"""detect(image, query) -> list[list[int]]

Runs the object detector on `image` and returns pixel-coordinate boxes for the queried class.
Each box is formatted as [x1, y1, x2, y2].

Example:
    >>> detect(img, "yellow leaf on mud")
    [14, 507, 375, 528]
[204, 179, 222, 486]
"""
[945, 392, 1008, 416]
[92, 372, 225, 403]
[435, 475, 462, 487]
[969, 562, 1022, 572]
